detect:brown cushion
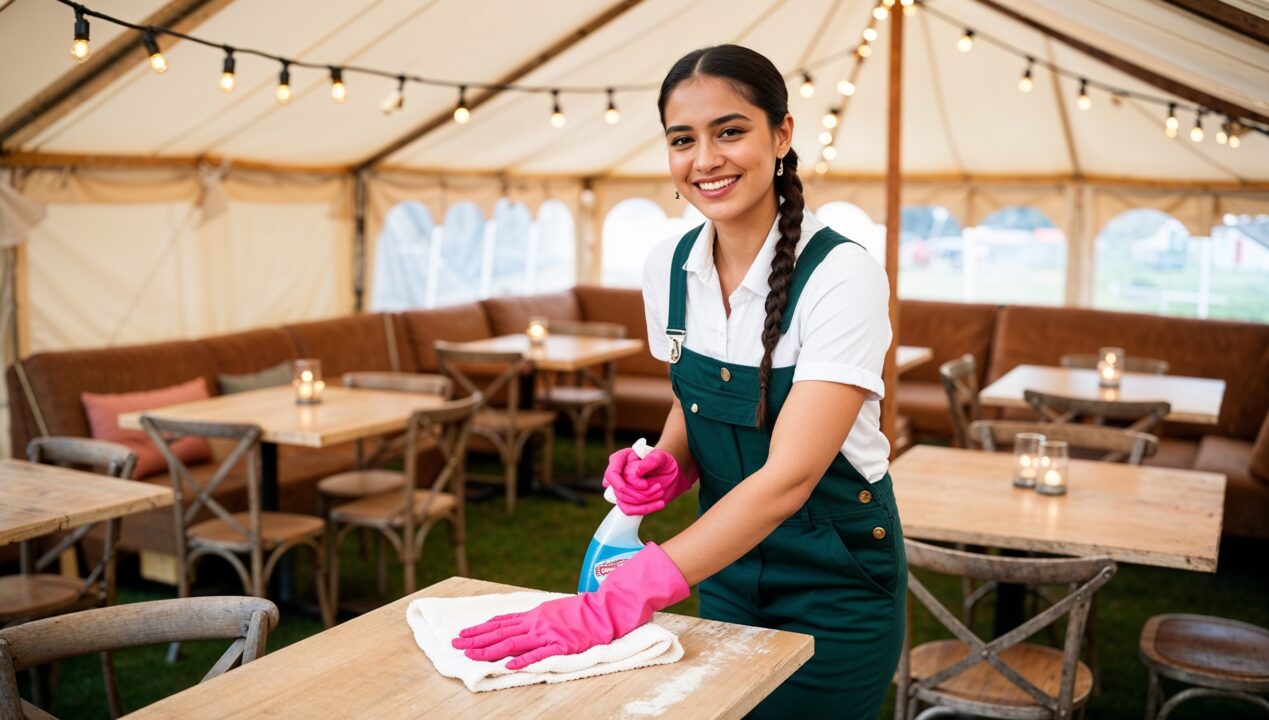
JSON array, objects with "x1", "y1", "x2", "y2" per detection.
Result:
[
  {"x1": 481, "y1": 291, "x2": 582, "y2": 337},
  {"x1": 897, "y1": 381, "x2": 953, "y2": 436},
  {"x1": 218, "y1": 360, "x2": 292, "y2": 395},
  {"x1": 1143, "y1": 437, "x2": 1200, "y2": 470},
  {"x1": 399, "y1": 303, "x2": 493, "y2": 373},
  {"x1": 898, "y1": 300, "x2": 999, "y2": 385},
  {"x1": 988, "y1": 306, "x2": 1269, "y2": 439},
  {"x1": 196, "y1": 328, "x2": 296, "y2": 376},
  {"x1": 1251, "y1": 411, "x2": 1269, "y2": 485},
  {"x1": 1194, "y1": 435, "x2": 1269, "y2": 539},
  {"x1": 612, "y1": 374, "x2": 673, "y2": 434},
  {"x1": 572, "y1": 285, "x2": 663, "y2": 378},
  {"x1": 282, "y1": 314, "x2": 405, "y2": 378}
]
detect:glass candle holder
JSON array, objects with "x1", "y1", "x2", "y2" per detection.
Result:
[
  {"x1": 1012, "y1": 432, "x2": 1045, "y2": 488},
  {"x1": 526, "y1": 316, "x2": 549, "y2": 348},
  {"x1": 293, "y1": 358, "x2": 325, "y2": 405},
  {"x1": 1037, "y1": 440, "x2": 1069, "y2": 496},
  {"x1": 1097, "y1": 346, "x2": 1124, "y2": 389}
]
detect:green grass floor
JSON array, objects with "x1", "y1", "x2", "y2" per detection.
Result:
[{"x1": 39, "y1": 432, "x2": 1269, "y2": 719}]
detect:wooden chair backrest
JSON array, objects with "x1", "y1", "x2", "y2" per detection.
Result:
[
  {"x1": 433, "y1": 341, "x2": 525, "y2": 412},
  {"x1": 1059, "y1": 353, "x2": 1170, "y2": 375},
  {"x1": 397, "y1": 394, "x2": 482, "y2": 525},
  {"x1": 939, "y1": 354, "x2": 980, "y2": 448},
  {"x1": 139, "y1": 417, "x2": 263, "y2": 548},
  {"x1": 0, "y1": 596, "x2": 278, "y2": 718},
  {"x1": 901, "y1": 540, "x2": 1116, "y2": 717},
  {"x1": 968, "y1": 420, "x2": 1159, "y2": 464},
  {"x1": 343, "y1": 372, "x2": 453, "y2": 398},
  {"x1": 1023, "y1": 390, "x2": 1171, "y2": 433}
]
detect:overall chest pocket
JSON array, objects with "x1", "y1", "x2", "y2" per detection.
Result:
[
  {"x1": 671, "y1": 372, "x2": 760, "y2": 427},
  {"x1": 671, "y1": 372, "x2": 761, "y2": 487}
]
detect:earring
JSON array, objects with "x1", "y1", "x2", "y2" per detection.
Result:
[
  {"x1": 675, "y1": 190, "x2": 681, "y2": 199},
  {"x1": 776, "y1": 157, "x2": 784, "y2": 177}
]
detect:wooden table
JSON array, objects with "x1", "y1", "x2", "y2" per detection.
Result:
[
  {"x1": 444, "y1": 334, "x2": 644, "y2": 373},
  {"x1": 891, "y1": 446, "x2": 1224, "y2": 572},
  {"x1": 0, "y1": 459, "x2": 173, "y2": 546},
  {"x1": 897, "y1": 345, "x2": 933, "y2": 375},
  {"x1": 979, "y1": 364, "x2": 1226, "y2": 425},
  {"x1": 125, "y1": 576, "x2": 814, "y2": 720}
]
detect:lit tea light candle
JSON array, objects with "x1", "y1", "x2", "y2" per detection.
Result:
[
  {"x1": 526, "y1": 316, "x2": 549, "y2": 348},
  {"x1": 1097, "y1": 346, "x2": 1124, "y2": 389},
  {"x1": 293, "y1": 358, "x2": 325, "y2": 405},
  {"x1": 1036, "y1": 439, "x2": 1069, "y2": 496},
  {"x1": 1012, "y1": 432, "x2": 1044, "y2": 489}
]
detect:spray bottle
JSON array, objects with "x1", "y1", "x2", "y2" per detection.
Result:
[{"x1": 577, "y1": 438, "x2": 652, "y2": 593}]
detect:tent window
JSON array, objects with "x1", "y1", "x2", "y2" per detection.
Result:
[
  {"x1": 816, "y1": 201, "x2": 885, "y2": 266},
  {"x1": 434, "y1": 202, "x2": 486, "y2": 308},
  {"x1": 1095, "y1": 210, "x2": 1269, "y2": 322},
  {"x1": 531, "y1": 200, "x2": 576, "y2": 293},
  {"x1": 601, "y1": 199, "x2": 704, "y2": 288},
  {"x1": 488, "y1": 199, "x2": 532, "y2": 297},
  {"x1": 371, "y1": 202, "x2": 435, "y2": 311}
]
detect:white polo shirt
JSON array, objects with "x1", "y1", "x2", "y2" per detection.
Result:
[{"x1": 642, "y1": 209, "x2": 893, "y2": 482}]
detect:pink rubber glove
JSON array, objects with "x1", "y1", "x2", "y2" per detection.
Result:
[
  {"x1": 602, "y1": 448, "x2": 697, "y2": 515},
  {"x1": 452, "y1": 542, "x2": 689, "y2": 669}
]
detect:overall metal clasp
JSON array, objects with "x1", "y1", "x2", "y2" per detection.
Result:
[{"x1": 666, "y1": 330, "x2": 685, "y2": 365}]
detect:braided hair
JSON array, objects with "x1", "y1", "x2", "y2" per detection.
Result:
[{"x1": 658, "y1": 45, "x2": 804, "y2": 427}]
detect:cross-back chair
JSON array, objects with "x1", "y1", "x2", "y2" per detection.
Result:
[
  {"x1": 0, "y1": 596, "x2": 277, "y2": 720},
  {"x1": 939, "y1": 354, "x2": 982, "y2": 448},
  {"x1": 1024, "y1": 390, "x2": 1171, "y2": 435},
  {"x1": 140, "y1": 416, "x2": 333, "y2": 647},
  {"x1": 535, "y1": 320, "x2": 625, "y2": 481},
  {"x1": 969, "y1": 420, "x2": 1159, "y2": 465},
  {"x1": 329, "y1": 393, "x2": 480, "y2": 607},
  {"x1": 3, "y1": 438, "x2": 136, "y2": 717},
  {"x1": 1059, "y1": 353, "x2": 1170, "y2": 375},
  {"x1": 895, "y1": 540, "x2": 1116, "y2": 720},
  {"x1": 434, "y1": 341, "x2": 556, "y2": 513}
]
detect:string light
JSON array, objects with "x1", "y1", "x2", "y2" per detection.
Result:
[
  {"x1": 799, "y1": 71, "x2": 815, "y2": 99},
  {"x1": 857, "y1": 43, "x2": 872, "y2": 58},
  {"x1": 822, "y1": 145, "x2": 838, "y2": 161},
  {"x1": 329, "y1": 67, "x2": 347, "y2": 103},
  {"x1": 901, "y1": 0, "x2": 916, "y2": 7},
  {"x1": 1017, "y1": 58, "x2": 1033, "y2": 93},
  {"x1": 873, "y1": 5, "x2": 889, "y2": 21},
  {"x1": 903, "y1": 0, "x2": 917, "y2": 16},
  {"x1": 819, "y1": 130, "x2": 833, "y2": 145},
  {"x1": 823, "y1": 109, "x2": 839, "y2": 129},
  {"x1": 380, "y1": 75, "x2": 405, "y2": 114},
  {"x1": 815, "y1": 160, "x2": 829, "y2": 175},
  {"x1": 218, "y1": 48, "x2": 236, "y2": 93},
  {"x1": 883, "y1": 0, "x2": 896, "y2": 7},
  {"x1": 863, "y1": 27, "x2": 878, "y2": 43},
  {"x1": 604, "y1": 88, "x2": 620, "y2": 124},
  {"x1": 275, "y1": 61, "x2": 292, "y2": 105},
  {"x1": 453, "y1": 85, "x2": 471, "y2": 123},
  {"x1": 550, "y1": 89, "x2": 566, "y2": 128},
  {"x1": 71, "y1": 7, "x2": 91, "y2": 63},
  {"x1": 1076, "y1": 79, "x2": 1091, "y2": 110},
  {"x1": 1190, "y1": 111, "x2": 1204, "y2": 142},
  {"x1": 1165, "y1": 103, "x2": 1178, "y2": 138},
  {"x1": 142, "y1": 30, "x2": 167, "y2": 74},
  {"x1": 837, "y1": 79, "x2": 856, "y2": 97},
  {"x1": 1215, "y1": 121, "x2": 1228, "y2": 145},
  {"x1": 1229, "y1": 130, "x2": 1241, "y2": 149},
  {"x1": 957, "y1": 29, "x2": 974, "y2": 53}
]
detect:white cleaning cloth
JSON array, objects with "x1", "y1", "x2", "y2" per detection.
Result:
[{"x1": 407, "y1": 591, "x2": 684, "y2": 692}]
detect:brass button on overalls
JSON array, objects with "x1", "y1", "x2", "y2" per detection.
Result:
[
  {"x1": 872, "y1": 527, "x2": 886, "y2": 540},
  {"x1": 720, "y1": 367, "x2": 731, "y2": 382},
  {"x1": 858, "y1": 490, "x2": 872, "y2": 504}
]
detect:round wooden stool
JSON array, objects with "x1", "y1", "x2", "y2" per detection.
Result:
[{"x1": 1139, "y1": 613, "x2": 1269, "y2": 719}]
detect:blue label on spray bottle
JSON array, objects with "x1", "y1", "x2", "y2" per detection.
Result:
[{"x1": 577, "y1": 539, "x2": 642, "y2": 594}]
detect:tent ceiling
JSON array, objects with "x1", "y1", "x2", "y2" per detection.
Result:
[{"x1": 2, "y1": 0, "x2": 1266, "y2": 181}]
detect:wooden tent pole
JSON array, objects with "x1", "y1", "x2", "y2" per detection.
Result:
[
  {"x1": 353, "y1": 172, "x2": 367, "y2": 313},
  {"x1": 882, "y1": 5, "x2": 904, "y2": 457}
]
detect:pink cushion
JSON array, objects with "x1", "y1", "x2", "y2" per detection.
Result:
[{"x1": 81, "y1": 378, "x2": 213, "y2": 479}]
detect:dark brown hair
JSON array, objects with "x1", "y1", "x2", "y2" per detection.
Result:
[{"x1": 658, "y1": 45, "x2": 804, "y2": 426}]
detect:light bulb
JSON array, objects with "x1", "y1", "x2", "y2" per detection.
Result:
[
  {"x1": 605, "y1": 89, "x2": 619, "y2": 124},
  {"x1": 142, "y1": 32, "x2": 167, "y2": 74},
  {"x1": 857, "y1": 43, "x2": 872, "y2": 58},
  {"x1": 883, "y1": 0, "x2": 895, "y2": 6},
  {"x1": 873, "y1": 6, "x2": 889, "y2": 21},
  {"x1": 218, "y1": 51, "x2": 235, "y2": 93},
  {"x1": 1190, "y1": 117, "x2": 1204, "y2": 142},
  {"x1": 823, "y1": 112, "x2": 839, "y2": 129},
  {"x1": 71, "y1": 11, "x2": 91, "y2": 63},
  {"x1": 958, "y1": 30, "x2": 974, "y2": 53},
  {"x1": 1165, "y1": 103, "x2": 1178, "y2": 137},
  {"x1": 1228, "y1": 133, "x2": 1240, "y2": 149},
  {"x1": 550, "y1": 90, "x2": 565, "y2": 128},
  {"x1": 1076, "y1": 80, "x2": 1091, "y2": 110},
  {"x1": 1215, "y1": 127, "x2": 1228, "y2": 145},
  {"x1": 815, "y1": 160, "x2": 829, "y2": 175},
  {"x1": 799, "y1": 72, "x2": 814, "y2": 99},
  {"x1": 454, "y1": 86, "x2": 470, "y2": 123},
  {"x1": 863, "y1": 27, "x2": 878, "y2": 42},
  {"x1": 901, "y1": 0, "x2": 915, "y2": 5},
  {"x1": 1018, "y1": 69, "x2": 1033, "y2": 93},
  {"x1": 903, "y1": 3, "x2": 916, "y2": 15},
  {"x1": 823, "y1": 145, "x2": 838, "y2": 161},
  {"x1": 380, "y1": 90, "x2": 402, "y2": 114},
  {"x1": 837, "y1": 79, "x2": 856, "y2": 96},
  {"x1": 330, "y1": 68, "x2": 346, "y2": 103},
  {"x1": 819, "y1": 131, "x2": 833, "y2": 145},
  {"x1": 276, "y1": 64, "x2": 292, "y2": 105}
]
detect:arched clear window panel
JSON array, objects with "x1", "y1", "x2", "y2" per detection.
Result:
[
  {"x1": 897, "y1": 205, "x2": 965, "y2": 301},
  {"x1": 815, "y1": 201, "x2": 885, "y2": 266},
  {"x1": 1209, "y1": 214, "x2": 1269, "y2": 322},
  {"x1": 435, "y1": 202, "x2": 485, "y2": 307},
  {"x1": 531, "y1": 200, "x2": 577, "y2": 293},
  {"x1": 970, "y1": 207, "x2": 1066, "y2": 306},
  {"x1": 602, "y1": 198, "x2": 671, "y2": 288},
  {"x1": 488, "y1": 199, "x2": 532, "y2": 297},
  {"x1": 371, "y1": 202, "x2": 434, "y2": 311}
]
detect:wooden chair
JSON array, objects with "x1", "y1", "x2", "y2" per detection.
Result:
[
  {"x1": 0, "y1": 596, "x2": 277, "y2": 719},
  {"x1": 535, "y1": 320, "x2": 625, "y2": 481},
  {"x1": 434, "y1": 341, "x2": 556, "y2": 513},
  {"x1": 1140, "y1": 614, "x2": 1269, "y2": 719},
  {"x1": 1024, "y1": 389, "x2": 1171, "y2": 434},
  {"x1": 1060, "y1": 353, "x2": 1170, "y2": 375},
  {"x1": 969, "y1": 420, "x2": 1159, "y2": 465},
  {"x1": 329, "y1": 394, "x2": 480, "y2": 607},
  {"x1": 939, "y1": 354, "x2": 981, "y2": 448},
  {"x1": 140, "y1": 416, "x2": 333, "y2": 644},
  {"x1": 895, "y1": 540, "x2": 1116, "y2": 720},
  {"x1": 316, "y1": 373, "x2": 452, "y2": 594},
  {"x1": 2, "y1": 438, "x2": 136, "y2": 717}
]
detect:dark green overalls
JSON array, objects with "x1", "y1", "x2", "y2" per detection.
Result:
[{"x1": 666, "y1": 224, "x2": 906, "y2": 720}]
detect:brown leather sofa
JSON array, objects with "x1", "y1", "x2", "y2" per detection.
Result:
[{"x1": 898, "y1": 300, "x2": 1269, "y2": 539}]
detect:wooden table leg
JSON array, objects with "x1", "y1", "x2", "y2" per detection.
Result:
[{"x1": 260, "y1": 442, "x2": 294, "y2": 601}]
